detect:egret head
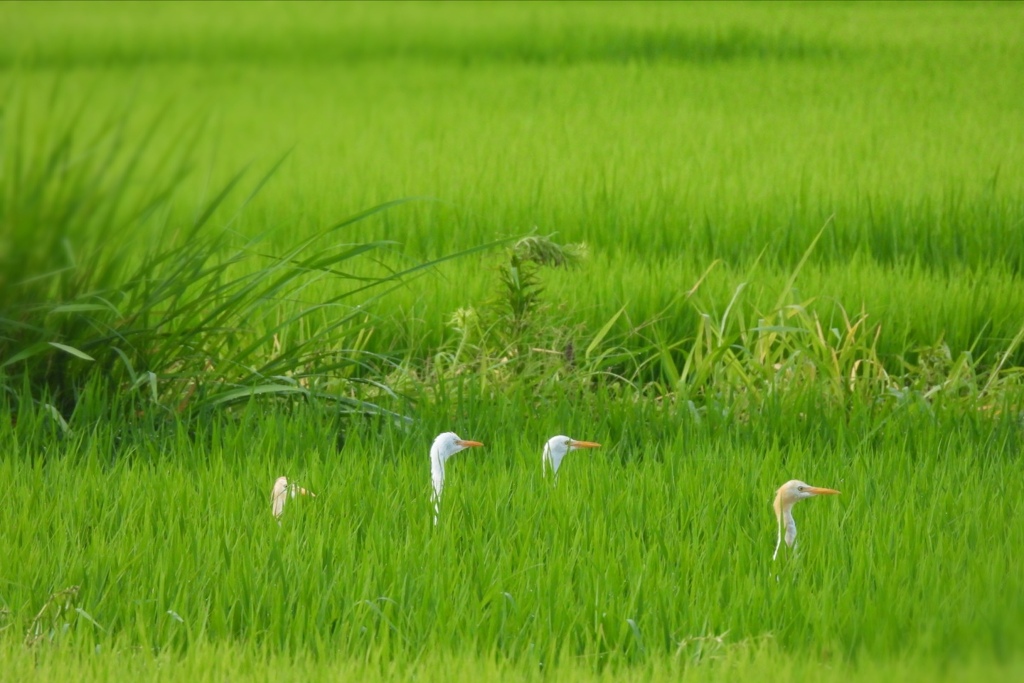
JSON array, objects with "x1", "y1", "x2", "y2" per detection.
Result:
[
  {"x1": 542, "y1": 435, "x2": 601, "y2": 479},
  {"x1": 431, "y1": 431, "x2": 484, "y2": 466},
  {"x1": 430, "y1": 432, "x2": 484, "y2": 518},
  {"x1": 271, "y1": 476, "x2": 315, "y2": 519},
  {"x1": 774, "y1": 479, "x2": 840, "y2": 513},
  {"x1": 544, "y1": 435, "x2": 601, "y2": 460}
]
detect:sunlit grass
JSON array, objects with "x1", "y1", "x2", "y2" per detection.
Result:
[
  {"x1": 1, "y1": 402, "x2": 1022, "y2": 674},
  {"x1": 2, "y1": 2, "x2": 1023, "y2": 679},
  {"x1": 3, "y1": 2, "x2": 1023, "y2": 381},
  {"x1": 4, "y1": 638, "x2": 1022, "y2": 683}
]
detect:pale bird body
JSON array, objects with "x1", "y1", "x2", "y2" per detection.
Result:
[
  {"x1": 430, "y1": 432, "x2": 484, "y2": 524},
  {"x1": 772, "y1": 479, "x2": 840, "y2": 560},
  {"x1": 542, "y1": 435, "x2": 601, "y2": 481},
  {"x1": 271, "y1": 476, "x2": 316, "y2": 519}
]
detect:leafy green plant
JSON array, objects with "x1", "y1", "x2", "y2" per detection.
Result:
[
  {"x1": 412, "y1": 234, "x2": 588, "y2": 396},
  {"x1": 496, "y1": 235, "x2": 585, "y2": 353},
  {"x1": 0, "y1": 103, "x2": 505, "y2": 424}
]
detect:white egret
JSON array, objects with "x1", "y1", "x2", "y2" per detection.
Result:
[
  {"x1": 271, "y1": 476, "x2": 316, "y2": 520},
  {"x1": 772, "y1": 479, "x2": 840, "y2": 560},
  {"x1": 542, "y1": 435, "x2": 601, "y2": 482},
  {"x1": 430, "y1": 432, "x2": 484, "y2": 524}
]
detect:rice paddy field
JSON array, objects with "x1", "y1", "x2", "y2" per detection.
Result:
[{"x1": 2, "y1": 2, "x2": 1024, "y2": 681}]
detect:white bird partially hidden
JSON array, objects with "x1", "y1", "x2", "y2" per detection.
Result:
[
  {"x1": 542, "y1": 435, "x2": 601, "y2": 482},
  {"x1": 272, "y1": 476, "x2": 316, "y2": 520},
  {"x1": 430, "y1": 432, "x2": 484, "y2": 524},
  {"x1": 772, "y1": 479, "x2": 840, "y2": 560}
]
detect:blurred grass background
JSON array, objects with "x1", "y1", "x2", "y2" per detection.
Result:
[{"x1": 2, "y1": 1, "x2": 1023, "y2": 365}]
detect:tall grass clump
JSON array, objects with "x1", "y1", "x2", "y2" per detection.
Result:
[
  {"x1": 0, "y1": 99, "x2": 505, "y2": 425},
  {"x1": 635, "y1": 284, "x2": 1024, "y2": 422},
  {"x1": 391, "y1": 228, "x2": 1024, "y2": 424}
]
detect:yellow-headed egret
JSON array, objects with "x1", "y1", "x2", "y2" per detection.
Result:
[
  {"x1": 772, "y1": 479, "x2": 840, "y2": 560},
  {"x1": 271, "y1": 476, "x2": 316, "y2": 520}
]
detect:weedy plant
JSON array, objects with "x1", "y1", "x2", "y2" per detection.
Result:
[
  {"x1": 23, "y1": 585, "x2": 103, "y2": 649},
  {"x1": 495, "y1": 234, "x2": 585, "y2": 356},
  {"x1": 638, "y1": 286, "x2": 1024, "y2": 423},
  {"x1": 400, "y1": 235, "x2": 591, "y2": 399}
]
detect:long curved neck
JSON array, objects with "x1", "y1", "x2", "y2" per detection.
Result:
[
  {"x1": 543, "y1": 445, "x2": 563, "y2": 481},
  {"x1": 431, "y1": 449, "x2": 446, "y2": 525},
  {"x1": 431, "y1": 451, "x2": 446, "y2": 499},
  {"x1": 773, "y1": 498, "x2": 798, "y2": 561},
  {"x1": 773, "y1": 504, "x2": 797, "y2": 561},
  {"x1": 547, "y1": 446, "x2": 567, "y2": 479}
]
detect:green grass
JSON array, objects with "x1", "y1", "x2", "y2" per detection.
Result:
[
  {"x1": 1, "y1": 402, "x2": 1023, "y2": 680},
  {"x1": 4, "y1": 643, "x2": 1021, "y2": 683},
  {"x1": 2, "y1": 2, "x2": 1024, "y2": 680},
  {"x1": 2, "y1": 3, "x2": 1023, "y2": 364}
]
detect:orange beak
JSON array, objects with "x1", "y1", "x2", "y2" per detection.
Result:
[
  {"x1": 806, "y1": 486, "x2": 840, "y2": 495},
  {"x1": 457, "y1": 440, "x2": 484, "y2": 448},
  {"x1": 570, "y1": 440, "x2": 601, "y2": 449}
]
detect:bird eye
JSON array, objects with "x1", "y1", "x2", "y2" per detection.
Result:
[{"x1": 797, "y1": 486, "x2": 805, "y2": 491}]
